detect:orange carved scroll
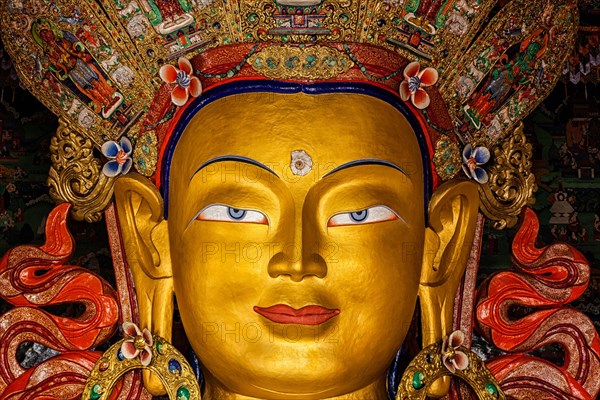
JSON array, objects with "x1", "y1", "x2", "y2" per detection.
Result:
[
  {"x1": 0, "y1": 203, "x2": 144, "y2": 399},
  {"x1": 476, "y1": 207, "x2": 600, "y2": 399}
]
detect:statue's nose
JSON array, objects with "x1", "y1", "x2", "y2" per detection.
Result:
[{"x1": 267, "y1": 248, "x2": 327, "y2": 282}]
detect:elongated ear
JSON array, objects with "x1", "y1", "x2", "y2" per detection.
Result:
[
  {"x1": 114, "y1": 173, "x2": 173, "y2": 396},
  {"x1": 419, "y1": 180, "x2": 479, "y2": 398}
]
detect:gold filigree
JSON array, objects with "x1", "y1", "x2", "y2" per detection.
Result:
[
  {"x1": 132, "y1": 130, "x2": 159, "y2": 177},
  {"x1": 433, "y1": 137, "x2": 462, "y2": 181},
  {"x1": 83, "y1": 334, "x2": 201, "y2": 400},
  {"x1": 397, "y1": 342, "x2": 505, "y2": 400},
  {"x1": 48, "y1": 118, "x2": 115, "y2": 223},
  {"x1": 247, "y1": 45, "x2": 353, "y2": 80},
  {"x1": 478, "y1": 123, "x2": 537, "y2": 230}
]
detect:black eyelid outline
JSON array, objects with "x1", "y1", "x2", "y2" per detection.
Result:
[
  {"x1": 327, "y1": 205, "x2": 404, "y2": 226},
  {"x1": 185, "y1": 204, "x2": 269, "y2": 230}
]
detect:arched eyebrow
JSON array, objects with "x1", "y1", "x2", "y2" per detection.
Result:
[
  {"x1": 189, "y1": 155, "x2": 279, "y2": 183},
  {"x1": 322, "y1": 158, "x2": 408, "y2": 179}
]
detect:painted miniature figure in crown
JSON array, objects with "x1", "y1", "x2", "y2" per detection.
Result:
[
  {"x1": 0, "y1": 1, "x2": 599, "y2": 400},
  {"x1": 33, "y1": 21, "x2": 124, "y2": 117}
]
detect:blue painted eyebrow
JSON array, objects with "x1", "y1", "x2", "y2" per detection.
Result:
[
  {"x1": 190, "y1": 155, "x2": 279, "y2": 182},
  {"x1": 323, "y1": 158, "x2": 408, "y2": 178}
]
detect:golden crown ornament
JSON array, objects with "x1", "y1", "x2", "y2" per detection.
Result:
[{"x1": 0, "y1": 0, "x2": 578, "y2": 228}]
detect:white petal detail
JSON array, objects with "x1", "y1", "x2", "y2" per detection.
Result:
[
  {"x1": 449, "y1": 330, "x2": 465, "y2": 348},
  {"x1": 121, "y1": 340, "x2": 139, "y2": 359},
  {"x1": 453, "y1": 351, "x2": 469, "y2": 371},
  {"x1": 140, "y1": 348, "x2": 153, "y2": 366},
  {"x1": 142, "y1": 328, "x2": 153, "y2": 346},
  {"x1": 123, "y1": 321, "x2": 142, "y2": 338},
  {"x1": 442, "y1": 353, "x2": 455, "y2": 374}
]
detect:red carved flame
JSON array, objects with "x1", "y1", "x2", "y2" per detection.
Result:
[
  {"x1": 476, "y1": 207, "x2": 600, "y2": 399},
  {"x1": 0, "y1": 204, "x2": 130, "y2": 399}
]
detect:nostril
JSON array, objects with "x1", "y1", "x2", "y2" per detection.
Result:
[
  {"x1": 266, "y1": 252, "x2": 328, "y2": 280},
  {"x1": 306, "y1": 253, "x2": 327, "y2": 278}
]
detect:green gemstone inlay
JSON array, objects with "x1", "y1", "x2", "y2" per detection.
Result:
[
  {"x1": 90, "y1": 384, "x2": 102, "y2": 400},
  {"x1": 412, "y1": 371, "x2": 425, "y2": 390},
  {"x1": 485, "y1": 382, "x2": 499, "y2": 397},
  {"x1": 177, "y1": 385, "x2": 191, "y2": 400}
]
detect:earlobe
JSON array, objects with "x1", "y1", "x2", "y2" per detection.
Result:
[
  {"x1": 114, "y1": 173, "x2": 174, "y2": 396},
  {"x1": 418, "y1": 179, "x2": 479, "y2": 398}
]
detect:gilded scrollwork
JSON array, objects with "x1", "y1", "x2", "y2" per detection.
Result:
[
  {"x1": 47, "y1": 118, "x2": 115, "y2": 223},
  {"x1": 83, "y1": 330, "x2": 201, "y2": 400},
  {"x1": 247, "y1": 45, "x2": 353, "y2": 80},
  {"x1": 478, "y1": 123, "x2": 537, "y2": 230},
  {"x1": 433, "y1": 137, "x2": 462, "y2": 181},
  {"x1": 397, "y1": 341, "x2": 504, "y2": 400}
]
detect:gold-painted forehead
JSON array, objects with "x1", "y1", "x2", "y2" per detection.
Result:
[{"x1": 171, "y1": 91, "x2": 425, "y2": 182}]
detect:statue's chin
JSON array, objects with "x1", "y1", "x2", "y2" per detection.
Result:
[
  {"x1": 205, "y1": 369, "x2": 379, "y2": 400},
  {"x1": 199, "y1": 350, "x2": 387, "y2": 399}
]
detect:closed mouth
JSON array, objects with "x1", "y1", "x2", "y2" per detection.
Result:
[{"x1": 253, "y1": 304, "x2": 340, "y2": 325}]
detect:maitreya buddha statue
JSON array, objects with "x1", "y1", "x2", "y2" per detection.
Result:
[{"x1": 0, "y1": 0, "x2": 599, "y2": 399}]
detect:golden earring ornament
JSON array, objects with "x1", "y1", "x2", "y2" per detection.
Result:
[
  {"x1": 83, "y1": 322, "x2": 201, "y2": 400},
  {"x1": 397, "y1": 331, "x2": 505, "y2": 400}
]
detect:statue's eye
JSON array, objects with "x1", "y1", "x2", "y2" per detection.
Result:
[
  {"x1": 196, "y1": 205, "x2": 268, "y2": 225},
  {"x1": 327, "y1": 206, "x2": 398, "y2": 227}
]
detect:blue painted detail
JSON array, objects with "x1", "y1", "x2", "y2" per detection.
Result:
[
  {"x1": 161, "y1": 81, "x2": 433, "y2": 220},
  {"x1": 387, "y1": 346, "x2": 404, "y2": 400},
  {"x1": 168, "y1": 358, "x2": 182, "y2": 375},
  {"x1": 186, "y1": 348, "x2": 205, "y2": 392}
]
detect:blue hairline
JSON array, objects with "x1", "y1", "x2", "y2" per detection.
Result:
[{"x1": 160, "y1": 80, "x2": 432, "y2": 219}]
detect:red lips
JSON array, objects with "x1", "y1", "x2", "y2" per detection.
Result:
[{"x1": 254, "y1": 304, "x2": 340, "y2": 325}]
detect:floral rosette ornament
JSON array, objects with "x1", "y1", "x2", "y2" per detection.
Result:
[
  {"x1": 462, "y1": 144, "x2": 491, "y2": 184},
  {"x1": 290, "y1": 150, "x2": 313, "y2": 176},
  {"x1": 160, "y1": 57, "x2": 203, "y2": 106},
  {"x1": 399, "y1": 62, "x2": 439, "y2": 110},
  {"x1": 121, "y1": 322, "x2": 153, "y2": 366},
  {"x1": 101, "y1": 136, "x2": 133, "y2": 177},
  {"x1": 441, "y1": 330, "x2": 469, "y2": 374}
]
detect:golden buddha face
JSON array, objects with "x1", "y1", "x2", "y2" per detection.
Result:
[
  {"x1": 115, "y1": 89, "x2": 479, "y2": 399},
  {"x1": 167, "y1": 92, "x2": 424, "y2": 398}
]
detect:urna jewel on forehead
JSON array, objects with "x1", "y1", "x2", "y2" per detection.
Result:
[{"x1": 0, "y1": 0, "x2": 577, "y2": 224}]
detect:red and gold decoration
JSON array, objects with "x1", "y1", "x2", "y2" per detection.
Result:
[
  {"x1": 0, "y1": 0, "x2": 594, "y2": 399},
  {"x1": 0, "y1": 203, "x2": 149, "y2": 399},
  {"x1": 476, "y1": 208, "x2": 600, "y2": 399}
]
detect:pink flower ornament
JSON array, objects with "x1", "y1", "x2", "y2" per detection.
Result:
[
  {"x1": 159, "y1": 57, "x2": 202, "y2": 106},
  {"x1": 441, "y1": 330, "x2": 469, "y2": 374},
  {"x1": 399, "y1": 61, "x2": 439, "y2": 110},
  {"x1": 121, "y1": 322, "x2": 153, "y2": 366}
]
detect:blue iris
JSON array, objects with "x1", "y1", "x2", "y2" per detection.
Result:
[
  {"x1": 350, "y1": 209, "x2": 368, "y2": 222},
  {"x1": 228, "y1": 208, "x2": 247, "y2": 220}
]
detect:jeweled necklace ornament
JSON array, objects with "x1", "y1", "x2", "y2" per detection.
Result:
[
  {"x1": 398, "y1": 330, "x2": 504, "y2": 400},
  {"x1": 83, "y1": 322, "x2": 200, "y2": 400}
]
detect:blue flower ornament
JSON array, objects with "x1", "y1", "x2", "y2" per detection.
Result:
[
  {"x1": 462, "y1": 144, "x2": 490, "y2": 184},
  {"x1": 101, "y1": 136, "x2": 133, "y2": 177}
]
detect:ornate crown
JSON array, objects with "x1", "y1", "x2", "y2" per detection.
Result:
[{"x1": 0, "y1": 0, "x2": 578, "y2": 226}]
